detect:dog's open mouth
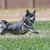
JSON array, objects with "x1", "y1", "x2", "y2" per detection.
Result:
[{"x1": 30, "y1": 20, "x2": 34, "y2": 23}]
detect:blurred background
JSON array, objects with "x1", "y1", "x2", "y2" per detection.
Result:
[
  {"x1": 0, "y1": 0, "x2": 50, "y2": 8},
  {"x1": 0, "y1": 0, "x2": 50, "y2": 21}
]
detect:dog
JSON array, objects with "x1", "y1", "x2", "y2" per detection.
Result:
[{"x1": 0, "y1": 9, "x2": 38, "y2": 35}]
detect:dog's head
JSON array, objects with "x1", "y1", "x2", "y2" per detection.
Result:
[{"x1": 23, "y1": 9, "x2": 36, "y2": 25}]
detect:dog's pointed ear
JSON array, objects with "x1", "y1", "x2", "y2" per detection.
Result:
[
  {"x1": 26, "y1": 9, "x2": 30, "y2": 15},
  {"x1": 33, "y1": 9, "x2": 36, "y2": 14}
]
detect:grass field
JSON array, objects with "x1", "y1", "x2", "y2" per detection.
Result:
[{"x1": 0, "y1": 21, "x2": 50, "y2": 50}]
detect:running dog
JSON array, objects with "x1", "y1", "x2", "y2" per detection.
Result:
[{"x1": 0, "y1": 9, "x2": 38, "y2": 35}]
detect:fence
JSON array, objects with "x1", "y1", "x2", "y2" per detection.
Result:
[
  {"x1": 0, "y1": 0, "x2": 33, "y2": 9},
  {"x1": 0, "y1": 0, "x2": 50, "y2": 9},
  {"x1": 35, "y1": 0, "x2": 50, "y2": 8}
]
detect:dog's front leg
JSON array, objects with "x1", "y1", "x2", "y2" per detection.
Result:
[{"x1": 28, "y1": 28, "x2": 38, "y2": 34}]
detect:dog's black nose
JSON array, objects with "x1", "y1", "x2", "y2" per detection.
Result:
[{"x1": 33, "y1": 18, "x2": 35, "y2": 20}]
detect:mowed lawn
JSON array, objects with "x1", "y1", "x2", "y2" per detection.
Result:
[{"x1": 0, "y1": 21, "x2": 50, "y2": 50}]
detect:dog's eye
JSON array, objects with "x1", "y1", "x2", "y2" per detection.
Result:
[{"x1": 30, "y1": 14, "x2": 33, "y2": 17}]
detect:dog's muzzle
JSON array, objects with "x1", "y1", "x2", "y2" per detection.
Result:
[{"x1": 30, "y1": 17, "x2": 35, "y2": 23}]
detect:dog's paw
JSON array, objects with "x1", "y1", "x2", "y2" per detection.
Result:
[{"x1": 35, "y1": 32, "x2": 39, "y2": 34}]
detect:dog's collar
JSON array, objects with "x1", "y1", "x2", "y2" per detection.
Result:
[{"x1": 24, "y1": 23, "x2": 32, "y2": 27}]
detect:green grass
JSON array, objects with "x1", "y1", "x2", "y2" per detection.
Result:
[
  {"x1": 0, "y1": 37, "x2": 50, "y2": 50},
  {"x1": 33, "y1": 21, "x2": 50, "y2": 30},
  {"x1": 0, "y1": 21, "x2": 50, "y2": 50}
]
